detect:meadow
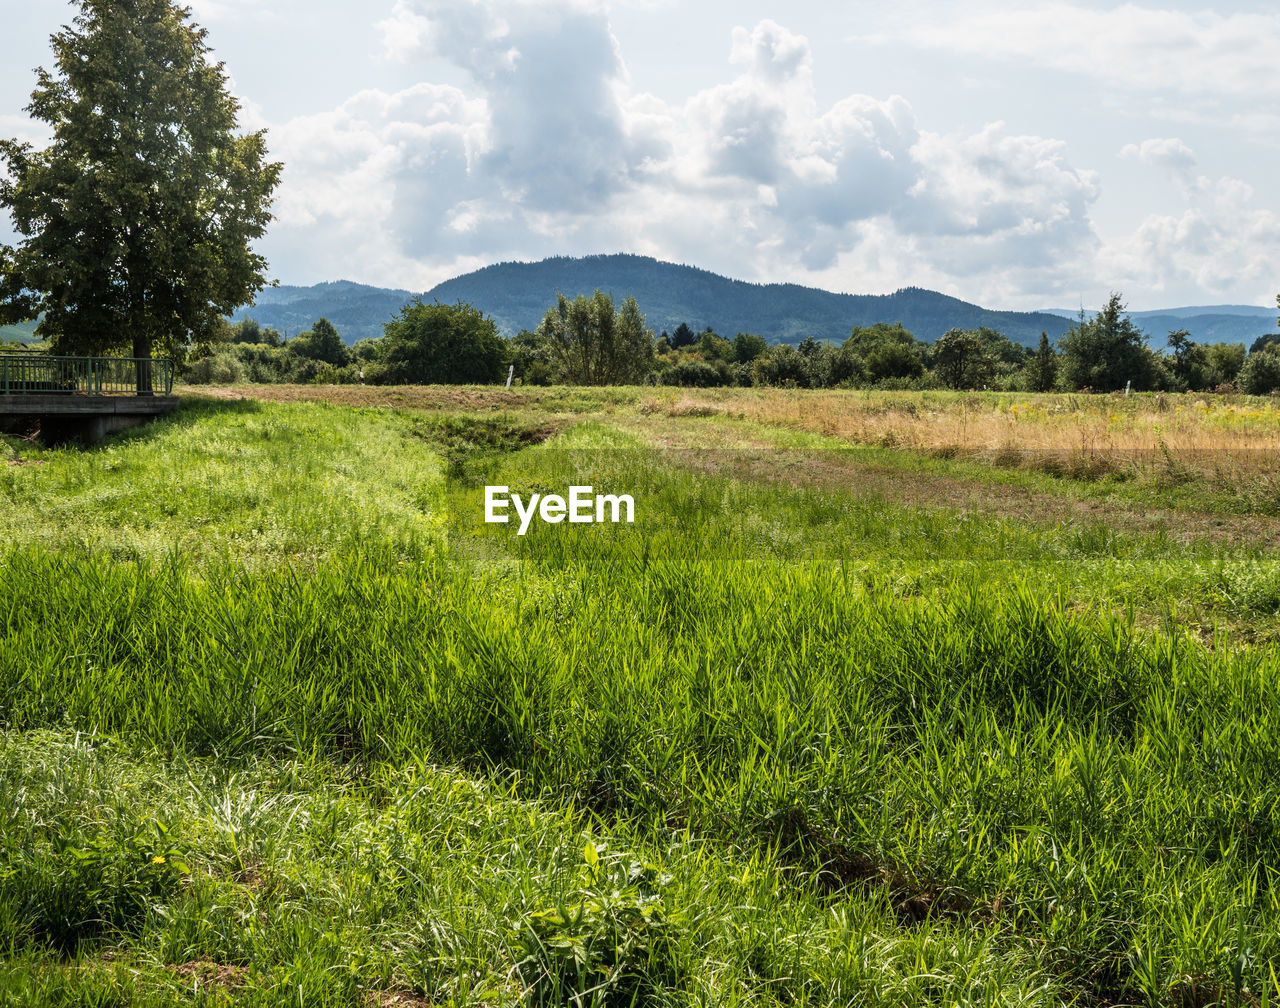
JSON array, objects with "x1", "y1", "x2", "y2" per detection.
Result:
[{"x1": 2, "y1": 385, "x2": 1280, "y2": 1007}]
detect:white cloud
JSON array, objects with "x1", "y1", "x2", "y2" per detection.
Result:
[
  {"x1": 1102, "y1": 159, "x2": 1280, "y2": 301},
  {"x1": 257, "y1": 8, "x2": 1124, "y2": 302},
  {"x1": 1119, "y1": 136, "x2": 1196, "y2": 179},
  {"x1": 878, "y1": 3, "x2": 1280, "y2": 110}
]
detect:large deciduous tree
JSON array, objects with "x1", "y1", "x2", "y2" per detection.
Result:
[
  {"x1": 376, "y1": 299, "x2": 508, "y2": 385},
  {"x1": 1057, "y1": 293, "x2": 1153, "y2": 392},
  {"x1": 0, "y1": 0, "x2": 281, "y2": 385},
  {"x1": 537, "y1": 290, "x2": 654, "y2": 385}
]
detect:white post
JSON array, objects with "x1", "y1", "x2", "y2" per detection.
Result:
[
  {"x1": 505, "y1": 364, "x2": 514, "y2": 390},
  {"x1": 1125, "y1": 380, "x2": 1131, "y2": 396}
]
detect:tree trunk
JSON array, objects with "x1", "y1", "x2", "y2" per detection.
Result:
[{"x1": 133, "y1": 331, "x2": 154, "y2": 396}]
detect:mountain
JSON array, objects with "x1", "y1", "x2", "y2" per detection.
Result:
[
  {"x1": 229, "y1": 279, "x2": 414, "y2": 344},
  {"x1": 0, "y1": 319, "x2": 39, "y2": 344},
  {"x1": 1039, "y1": 304, "x2": 1277, "y2": 350},
  {"x1": 422, "y1": 254, "x2": 1071, "y2": 347},
  {"x1": 10, "y1": 260, "x2": 1276, "y2": 351}
]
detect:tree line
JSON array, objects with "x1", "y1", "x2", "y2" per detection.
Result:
[{"x1": 186, "y1": 289, "x2": 1280, "y2": 395}]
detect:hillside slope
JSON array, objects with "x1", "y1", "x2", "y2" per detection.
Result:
[{"x1": 425, "y1": 254, "x2": 1071, "y2": 346}]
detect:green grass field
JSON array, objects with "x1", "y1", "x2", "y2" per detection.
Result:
[{"x1": 3, "y1": 387, "x2": 1280, "y2": 1007}]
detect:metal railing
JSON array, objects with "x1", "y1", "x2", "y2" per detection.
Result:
[{"x1": 0, "y1": 355, "x2": 174, "y2": 396}]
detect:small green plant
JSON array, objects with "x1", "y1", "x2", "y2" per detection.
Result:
[
  {"x1": 1218, "y1": 556, "x2": 1280, "y2": 614},
  {"x1": 507, "y1": 839, "x2": 682, "y2": 1007},
  {"x1": 3, "y1": 820, "x2": 189, "y2": 952}
]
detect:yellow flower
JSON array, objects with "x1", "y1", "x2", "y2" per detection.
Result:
[{"x1": 152, "y1": 855, "x2": 166, "y2": 865}]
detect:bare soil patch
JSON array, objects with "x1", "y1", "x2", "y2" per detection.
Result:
[{"x1": 170, "y1": 960, "x2": 248, "y2": 987}]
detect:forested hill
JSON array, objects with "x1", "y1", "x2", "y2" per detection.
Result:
[
  {"x1": 425, "y1": 254, "x2": 1071, "y2": 347},
  {"x1": 229, "y1": 280, "x2": 415, "y2": 345},
  {"x1": 227, "y1": 256, "x2": 1072, "y2": 347}
]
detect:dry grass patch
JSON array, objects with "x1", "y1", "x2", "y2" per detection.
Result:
[{"x1": 733, "y1": 389, "x2": 1280, "y2": 460}]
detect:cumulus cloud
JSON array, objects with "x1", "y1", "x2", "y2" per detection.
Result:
[
  {"x1": 379, "y1": 0, "x2": 663, "y2": 213},
  {"x1": 1103, "y1": 144, "x2": 1280, "y2": 299},
  {"x1": 263, "y1": 6, "x2": 1109, "y2": 299},
  {"x1": 1119, "y1": 137, "x2": 1196, "y2": 181}
]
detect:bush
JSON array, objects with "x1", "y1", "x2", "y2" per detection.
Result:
[
  {"x1": 659, "y1": 359, "x2": 730, "y2": 388},
  {"x1": 379, "y1": 300, "x2": 508, "y2": 385},
  {"x1": 1237, "y1": 349, "x2": 1280, "y2": 395},
  {"x1": 184, "y1": 351, "x2": 243, "y2": 384},
  {"x1": 523, "y1": 361, "x2": 554, "y2": 386}
]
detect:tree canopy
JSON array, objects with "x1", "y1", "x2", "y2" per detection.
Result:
[
  {"x1": 537, "y1": 290, "x2": 654, "y2": 385},
  {"x1": 377, "y1": 299, "x2": 508, "y2": 385},
  {"x1": 0, "y1": 0, "x2": 281, "y2": 367},
  {"x1": 1057, "y1": 293, "x2": 1153, "y2": 392},
  {"x1": 290, "y1": 318, "x2": 349, "y2": 367}
]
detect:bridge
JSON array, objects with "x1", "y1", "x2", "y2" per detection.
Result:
[{"x1": 0, "y1": 354, "x2": 179, "y2": 444}]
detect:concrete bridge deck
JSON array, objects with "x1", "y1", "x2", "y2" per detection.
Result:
[{"x1": 0, "y1": 392, "x2": 180, "y2": 444}]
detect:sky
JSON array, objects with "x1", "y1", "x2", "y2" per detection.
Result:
[{"x1": 1, "y1": 0, "x2": 1278, "y2": 312}]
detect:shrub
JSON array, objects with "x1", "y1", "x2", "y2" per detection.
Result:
[
  {"x1": 659, "y1": 359, "x2": 729, "y2": 388},
  {"x1": 184, "y1": 351, "x2": 243, "y2": 384},
  {"x1": 1237, "y1": 349, "x2": 1280, "y2": 396}
]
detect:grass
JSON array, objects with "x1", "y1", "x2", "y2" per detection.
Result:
[
  {"x1": 0, "y1": 397, "x2": 445, "y2": 566},
  {"x1": 3, "y1": 388, "x2": 1280, "y2": 1005}
]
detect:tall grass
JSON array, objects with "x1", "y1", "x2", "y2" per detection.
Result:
[{"x1": 3, "y1": 537, "x2": 1279, "y2": 999}]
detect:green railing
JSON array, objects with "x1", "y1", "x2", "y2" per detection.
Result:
[{"x1": 0, "y1": 355, "x2": 174, "y2": 396}]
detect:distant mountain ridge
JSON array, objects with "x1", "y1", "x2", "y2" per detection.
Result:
[
  {"x1": 229, "y1": 279, "x2": 414, "y2": 344},
  {"x1": 217, "y1": 254, "x2": 1276, "y2": 350},
  {"x1": 423, "y1": 255, "x2": 1071, "y2": 347},
  {"x1": 1039, "y1": 305, "x2": 1276, "y2": 349},
  {"x1": 232, "y1": 255, "x2": 1074, "y2": 348}
]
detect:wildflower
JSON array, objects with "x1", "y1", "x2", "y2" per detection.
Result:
[{"x1": 152, "y1": 855, "x2": 166, "y2": 865}]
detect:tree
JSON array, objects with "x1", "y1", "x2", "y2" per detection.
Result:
[
  {"x1": 230, "y1": 317, "x2": 282, "y2": 347},
  {"x1": 290, "y1": 318, "x2": 350, "y2": 366},
  {"x1": 377, "y1": 300, "x2": 508, "y2": 385},
  {"x1": 509, "y1": 328, "x2": 554, "y2": 384},
  {"x1": 698, "y1": 328, "x2": 733, "y2": 362},
  {"x1": 732, "y1": 332, "x2": 767, "y2": 364},
  {"x1": 932, "y1": 328, "x2": 990, "y2": 389},
  {"x1": 751, "y1": 345, "x2": 811, "y2": 387},
  {"x1": 0, "y1": 0, "x2": 281, "y2": 388},
  {"x1": 670, "y1": 322, "x2": 697, "y2": 349},
  {"x1": 1203, "y1": 343, "x2": 1245, "y2": 389},
  {"x1": 1238, "y1": 348, "x2": 1280, "y2": 396},
  {"x1": 1023, "y1": 333, "x2": 1058, "y2": 392},
  {"x1": 844, "y1": 322, "x2": 925, "y2": 383},
  {"x1": 537, "y1": 290, "x2": 654, "y2": 385},
  {"x1": 1057, "y1": 293, "x2": 1153, "y2": 391},
  {"x1": 1165, "y1": 329, "x2": 1208, "y2": 391}
]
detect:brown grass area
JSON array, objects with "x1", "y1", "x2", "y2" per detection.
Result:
[
  {"x1": 688, "y1": 445, "x2": 1280, "y2": 546},
  {"x1": 649, "y1": 388, "x2": 1280, "y2": 450},
  {"x1": 634, "y1": 388, "x2": 1280, "y2": 485},
  {"x1": 624, "y1": 416, "x2": 1280, "y2": 546}
]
